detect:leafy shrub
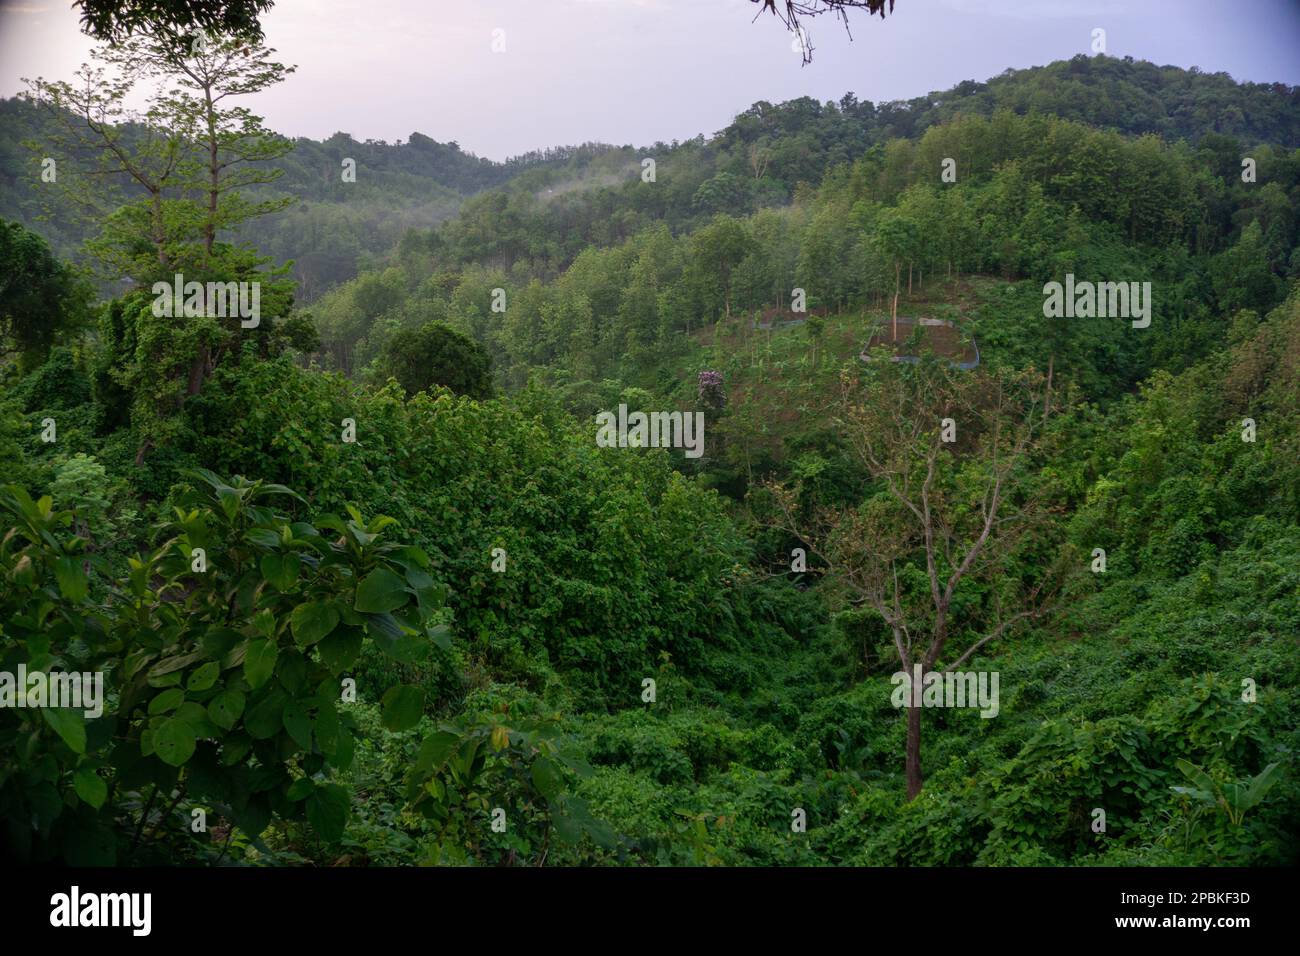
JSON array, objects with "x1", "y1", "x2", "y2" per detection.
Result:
[{"x1": 0, "y1": 470, "x2": 442, "y2": 863}]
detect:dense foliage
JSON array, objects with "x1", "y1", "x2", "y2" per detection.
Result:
[{"x1": 1, "y1": 50, "x2": 1296, "y2": 866}]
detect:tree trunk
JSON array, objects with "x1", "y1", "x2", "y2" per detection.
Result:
[
  {"x1": 1045, "y1": 353, "x2": 1054, "y2": 422},
  {"x1": 892, "y1": 261, "x2": 900, "y2": 340},
  {"x1": 152, "y1": 190, "x2": 167, "y2": 265},
  {"x1": 187, "y1": 345, "x2": 210, "y2": 397},
  {"x1": 204, "y1": 84, "x2": 218, "y2": 263},
  {"x1": 905, "y1": 703, "x2": 923, "y2": 800}
]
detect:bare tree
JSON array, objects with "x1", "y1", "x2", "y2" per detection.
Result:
[
  {"x1": 753, "y1": 0, "x2": 897, "y2": 64},
  {"x1": 764, "y1": 358, "x2": 1075, "y2": 799}
]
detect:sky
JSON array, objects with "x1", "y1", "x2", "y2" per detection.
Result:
[{"x1": 1, "y1": 0, "x2": 1298, "y2": 161}]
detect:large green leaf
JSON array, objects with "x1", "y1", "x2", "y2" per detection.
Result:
[
  {"x1": 366, "y1": 614, "x2": 422, "y2": 662},
  {"x1": 42, "y1": 707, "x2": 86, "y2": 754},
  {"x1": 1175, "y1": 759, "x2": 1218, "y2": 795},
  {"x1": 1239, "y1": 762, "x2": 1283, "y2": 811},
  {"x1": 244, "y1": 690, "x2": 286, "y2": 740},
  {"x1": 154, "y1": 717, "x2": 197, "y2": 767},
  {"x1": 551, "y1": 794, "x2": 615, "y2": 848},
  {"x1": 412, "y1": 730, "x2": 460, "y2": 776},
  {"x1": 244, "y1": 527, "x2": 281, "y2": 549},
  {"x1": 315, "y1": 701, "x2": 341, "y2": 758},
  {"x1": 148, "y1": 688, "x2": 185, "y2": 715},
  {"x1": 427, "y1": 623, "x2": 452, "y2": 652},
  {"x1": 318, "y1": 627, "x2": 363, "y2": 673},
  {"x1": 290, "y1": 601, "x2": 339, "y2": 647},
  {"x1": 380, "y1": 684, "x2": 424, "y2": 732},
  {"x1": 175, "y1": 701, "x2": 217, "y2": 737},
  {"x1": 354, "y1": 568, "x2": 409, "y2": 614},
  {"x1": 186, "y1": 661, "x2": 220, "y2": 693},
  {"x1": 260, "y1": 553, "x2": 301, "y2": 591},
  {"x1": 244, "y1": 639, "x2": 278, "y2": 689},
  {"x1": 531, "y1": 756, "x2": 564, "y2": 800},
  {"x1": 305, "y1": 783, "x2": 350, "y2": 842},
  {"x1": 53, "y1": 556, "x2": 88, "y2": 602},
  {"x1": 207, "y1": 690, "x2": 245, "y2": 731},
  {"x1": 73, "y1": 767, "x2": 108, "y2": 809},
  {"x1": 282, "y1": 701, "x2": 313, "y2": 751},
  {"x1": 149, "y1": 650, "x2": 206, "y2": 679},
  {"x1": 233, "y1": 795, "x2": 271, "y2": 839},
  {"x1": 201, "y1": 627, "x2": 244, "y2": 661},
  {"x1": 552, "y1": 804, "x2": 583, "y2": 845}
]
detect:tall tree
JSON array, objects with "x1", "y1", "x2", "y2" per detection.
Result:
[
  {"x1": 689, "y1": 215, "x2": 754, "y2": 324},
  {"x1": 765, "y1": 360, "x2": 1074, "y2": 799},
  {"x1": 134, "y1": 28, "x2": 295, "y2": 266},
  {"x1": 25, "y1": 53, "x2": 189, "y2": 275},
  {"x1": 26, "y1": 28, "x2": 298, "y2": 462},
  {"x1": 24, "y1": 28, "x2": 294, "y2": 282}
]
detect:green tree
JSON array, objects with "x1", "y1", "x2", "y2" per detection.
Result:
[
  {"x1": 689, "y1": 215, "x2": 753, "y2": 324},
  {"x1": 764, "y1": 361, "x2": 1074, "y2": 800},
  {"x1": 383, "y1": 321, "x2": 493, "y2": 399},
  {"x1": 103, "y1": 26, "x2": 297, "y2": 272},
  {"x1": 1210, "y1": 220, "x2": 1283, "y2": 314},
  {"x1": 0, "y1": 219, "x2": 92, "y2": 370}
]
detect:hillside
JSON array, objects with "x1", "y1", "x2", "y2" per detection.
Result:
[
  {"x1": 0, "y1": 96, "x2": 612, "y2": 298},
  {"x1": 4, "y1": 54, "x2": 1297, "y2": 302},
  {"x1": 2, "y1": 30, "x2": 1298, "y2": 875}
]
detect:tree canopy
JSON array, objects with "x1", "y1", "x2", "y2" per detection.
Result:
[{"x1": 74, "y1": 0, "x2": 274, "y2": 43}]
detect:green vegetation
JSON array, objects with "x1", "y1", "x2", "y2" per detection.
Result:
[
  {"x1": 381, "y1": 322, "x2": 493, "y2": 400},
  {"x1": 1, "y1": 40, "x2": 1296, "y2": 867}
]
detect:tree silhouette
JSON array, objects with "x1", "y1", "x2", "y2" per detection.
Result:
[
  {"x1": 74, "y1": 0, "x2": 273, "y2": 43},
  {"x1": 753, "y1": 0, "x2": 897, "y2": 63}
]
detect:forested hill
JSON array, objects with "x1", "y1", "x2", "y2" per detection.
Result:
[
  {"x1": 893, "y1": 55, "x2": 1300, "y2": 145},
  {"x1": 3, "y1": 19, "x2": 1299, "y2": 870},
  {"x1": 0, "y1": 96, "x2": 613, "y2": 298},
  {"x1": 308, "y1": 52, "x2": 1300, "y2": 391},
  {"x1": 712, "y1": 54, "x2": 1300, "y2": 170},
  {"x1": 2, "y1": 54, "x2": 1296, "y2": 301}
]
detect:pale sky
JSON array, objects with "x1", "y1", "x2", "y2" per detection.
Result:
[{"x1": 1, "y1": 0, "x2": 1298, "y2": 161}]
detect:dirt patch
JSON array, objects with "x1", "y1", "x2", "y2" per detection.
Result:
[{"x1": 863, "y1": 317, "x2": 978, "y2": 366}]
